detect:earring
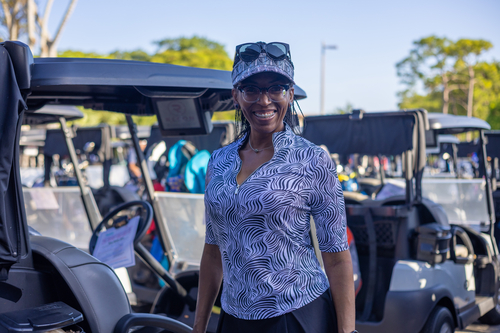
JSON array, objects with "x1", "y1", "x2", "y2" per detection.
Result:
[{"x1": 234, "y1": 104, "x2": 240, "y2": 110}]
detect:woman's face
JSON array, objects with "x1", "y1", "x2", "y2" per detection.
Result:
[{"x1": 232, "y1": 72, "x2": 294, "y2": 136}]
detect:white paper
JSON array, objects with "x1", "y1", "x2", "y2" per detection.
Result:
[
  {"x1": 29, "y1": 188, "x2": 60, "y2": 210},
  {"x1": 92, "y1": 216, "x2": 139, "y2": 269}
]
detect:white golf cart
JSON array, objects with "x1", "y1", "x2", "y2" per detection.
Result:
[{"x1": 303, "y1": 109, "x2": 500, "y2": 333}]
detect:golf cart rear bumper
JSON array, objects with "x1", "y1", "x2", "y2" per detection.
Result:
[{"x1": 355, "y1": 286, "x2": 454, "y2": 333}]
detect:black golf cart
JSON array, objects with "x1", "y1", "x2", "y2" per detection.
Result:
[
  {"x1": 303, "y1": 109, "x2": 500, "y2": 333},
  {"x1": 0, "y1": 40, "x2": 242, "y2": 333},
  {"x1": 0, "y1": 39, "x2": 310, "y2": 333}
]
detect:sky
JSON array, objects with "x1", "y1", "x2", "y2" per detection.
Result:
[{"x1": 26, "y1": 0, "x2": 500, "y2": 115}]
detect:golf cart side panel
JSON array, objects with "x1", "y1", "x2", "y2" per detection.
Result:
[
  {"x1": 389, "y1": 260, "x2": 475, "y2": 310},
  {"x1": 356, "y1": 285, "x2": 454, "y2": 333},
  {"x1": 0, "y1": 43, "x2": 30, "y2": 275}
]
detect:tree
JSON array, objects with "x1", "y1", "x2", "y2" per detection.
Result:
[
  {"x1": 1, "y1": 0, "x2": 26, "y2": 41},
  {"x1": 60, "y1": 36, "x2": 235, "y2": 126},
  {"x1": 0, "y1": 0, "x2": 78, "y2": 56},
  {"x1": 396, "y1": 36, "x2": 492, "y2": 117},
  {"x1": 398, "y1": 90, "x2": 443, "y2": 113},
  {"x1": 333, "y1": 102, "x2": 354, "y2": 114},
  {"x1": 151, "y1": 35, "x2": 233, "y2": 70},
  {"x1": 452, "y1": 39, "x2": 494, "y2": 118}
]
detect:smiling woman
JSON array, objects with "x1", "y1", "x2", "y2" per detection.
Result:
[{"x1": 193, "y1": 41, "x2": 357, "y2": 333}]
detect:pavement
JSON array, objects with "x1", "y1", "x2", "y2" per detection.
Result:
[{"x1": 458, "y1": 324, "x2": 500, "y2": 332}]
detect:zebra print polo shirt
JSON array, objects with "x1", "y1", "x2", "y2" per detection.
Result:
[{"x1": 204, "y1": 123, "x2": 348, "y2": 320}]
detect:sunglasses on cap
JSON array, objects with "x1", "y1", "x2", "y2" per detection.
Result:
[{"x1": 235, "y1": 42, "x2": 291, "y2": 63}]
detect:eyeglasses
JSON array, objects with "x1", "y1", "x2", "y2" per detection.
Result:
[
  {"x1": 235, "y1": 42, "x2": 291, "y2": 63},
  {"x1": 237, "y1": 84, "x2": 290, "y2": 103}
]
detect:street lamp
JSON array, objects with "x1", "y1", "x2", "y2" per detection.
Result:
[{"x1": 320, "y1": 42, "x2": 337, "y2": 115}]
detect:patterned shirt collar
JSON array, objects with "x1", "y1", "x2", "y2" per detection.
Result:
[{"x1": 236, "y1": 123, "x2": 294, "y2": 153}]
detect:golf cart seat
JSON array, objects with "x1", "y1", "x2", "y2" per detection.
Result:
[
  {"x1": 29, "y1": 235, "x2": 131, "y2": 333},
  {"x1": 343, "y1": 191, "x2": 376, "y2": 206},
  {"x1": 377, "y1": 195, "x2": 449, "y2": 227}
]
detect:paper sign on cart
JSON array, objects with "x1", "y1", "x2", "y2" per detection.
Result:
[{"x1": 92, "y1": 216, "x2": 139, "y2": 269}]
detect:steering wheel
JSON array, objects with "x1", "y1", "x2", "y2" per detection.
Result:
[{"x1": 89, "y1": 200, "x2": 153, "y2": 255}]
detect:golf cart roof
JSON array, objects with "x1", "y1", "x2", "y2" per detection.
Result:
[
  {"x1": 27, "y1": 58, "x2": 307, "y2": 116},
  {"x1": 303, "y1": 109, "x2": 428, "y2": 156},
  {"x1": 427, "y1": 113, "x2": 491, "y2": 134},
  {"x1": 23, "y1": 105, "x2": 83, "y2": 126}
]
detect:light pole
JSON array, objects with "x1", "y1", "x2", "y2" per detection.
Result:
[{"x1": 320, "y1": 42, "x2": 337, "y2": 115}]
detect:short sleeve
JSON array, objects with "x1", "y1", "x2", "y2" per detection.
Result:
[
  {"x1": 128, "y1": 149, "x2": 137, "y2": 164},
  {"x1": 204, "y1": 153, "x2": 217, "y2": 245},
  {"x1": 308, "y1": 150, "x2": 348, "y2": 252}
]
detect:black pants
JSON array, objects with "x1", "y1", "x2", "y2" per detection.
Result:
[{"x1": 216, "y1": 289, "x2": 338, "y2": 333}]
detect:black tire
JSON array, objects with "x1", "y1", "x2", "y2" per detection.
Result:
[
  {"x1": 479, "y1": 292, "x2": 500, "y2": 325},
  {"x1": 421, "y1": 306, "x2": 454, "y2": 333}
]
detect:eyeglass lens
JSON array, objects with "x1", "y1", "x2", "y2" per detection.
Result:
[{"x1": 242, "y1": 86, "x2": 287, "y2": 102}]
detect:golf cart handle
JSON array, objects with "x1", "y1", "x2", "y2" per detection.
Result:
[
  {"x1": 450, "y1": 226, "x2": 475, "y2": 265},
  {"x1": 114, "y1": 313, "x2": 192, "y2": 333}
]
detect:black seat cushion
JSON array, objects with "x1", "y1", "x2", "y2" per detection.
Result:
[{"x1": 30, "y1": 235, "x2": 131, "y2": 333}]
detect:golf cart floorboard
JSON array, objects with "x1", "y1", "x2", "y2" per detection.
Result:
[{"x1": 459, "y1": 296, "x2": 495, "y2": 328}]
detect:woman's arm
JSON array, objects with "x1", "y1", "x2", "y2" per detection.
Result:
[
  {"x1": 322, "y1": 250, "x2": 356, "y2": 333},
  {"x1": 192, "y1": 243, "x2": 223, "y2": 333}
]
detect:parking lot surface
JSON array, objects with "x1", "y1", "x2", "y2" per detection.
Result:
[{"x1": 458, "y1": 324, "x2": 500, "y2": 332}]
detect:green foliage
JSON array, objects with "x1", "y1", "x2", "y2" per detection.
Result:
[
  {"x1": 333, "y1": 102, "x2": 354, "y2": 114},
  {"x1": 69, "y1": 107, "x2": 126, "y2": 127},
  {"x1": 396, "y1": 35, "x2": 498, "y2": 123},
  {"x1": 487, "y1": 99, "x2": 500, "y2": 130},
  {"x1": 109, "y1": 50, "x2": 152, "y2": 62},
  {"x1": 151, "y1": 35, "x2": 232, "y2": 70},
  {"x1": 59, "y1": 36, "x2": 234, "y2": 127},
  {"x1": 398, "y1": 90, "x2": 443, "y2": 113},
  {"x1": 475, "y1": 61, "x2": 500, "y2": 121},
  {"x1": 58, "y1": 50, "x2": 114, "y2": 59},
  {"x1": 212, "y1": 110, "x2": 235, "y2": 122}
]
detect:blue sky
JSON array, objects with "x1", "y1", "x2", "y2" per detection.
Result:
[{"x1": 36, "y1": 0, "x2": 500, "y2": 115}]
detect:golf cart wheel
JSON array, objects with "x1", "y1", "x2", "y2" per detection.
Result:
[
  {"x1": 479, "y1": 290, "x2": 500, "y2": 325},
  {"x1": 421, "y1": 306, "x2": 454, "y2": 333}
]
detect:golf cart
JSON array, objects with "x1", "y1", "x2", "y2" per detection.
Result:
[
  {"x1": 0, "y1": 40, "x2": 211, "y2": 333},
  {"x1": 303, "y1": 109, "x2": 500, "y2": 332},
  {"x1": 1, "y1": 40, "x2": 308, "y2": 332},
  {"x1": 1, "y1": 39, "x2": 261, "y2": 332}
]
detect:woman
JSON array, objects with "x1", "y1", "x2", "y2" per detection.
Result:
[{"x1": 193, "y1": 42, "x2": 356, "y2": 333}]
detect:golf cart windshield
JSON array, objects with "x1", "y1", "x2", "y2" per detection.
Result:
[
  {"x1": 423, "y1": 113, "x2": 493, "y2": 229},
  {"x1": 20, "y1": 105, "x2": 96, "y2": 249}
]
